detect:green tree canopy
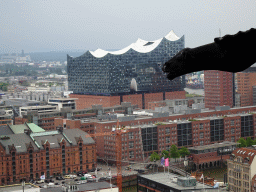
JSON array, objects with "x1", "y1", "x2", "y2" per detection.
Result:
[
  {"x1": 246, "y1": 137, "x2": 254, "y2": 147},
  {"x1": 237, "y1": 138, "x2": 247, "y2": 147},
  {"x1": 161, "y1": 150, "x2": 170, "y2": 158},
  {"x1": 170, "y1": 145, "x2": 180, "y2": 162},
  {"x1": 150, "y1": 152, "x2": 160, "y2": 162},
  {"x1": 179, "y1": 146, "x2": 190, "y2": 158}
]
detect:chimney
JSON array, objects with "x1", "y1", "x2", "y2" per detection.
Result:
[
  {"x1": 24, "y1": 129, "x2": 32, "y2": 135},
  {"x1": 57, "y1": 126, "x2": 63, "y2": 133}
]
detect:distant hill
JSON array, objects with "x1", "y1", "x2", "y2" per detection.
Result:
[
  {"x1": 28, "y1": 49, "x2": 119, "y2": 62},
  {"x1": 28, "y1": 51, "x2": 84, "y2": 62}
]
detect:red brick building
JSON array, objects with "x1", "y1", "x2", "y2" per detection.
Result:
[
  {"x1": 92, "y1": 106, "x2": 256, "y2": 162},
  {"x1": 204, "y1": 70, "x2": 233, "y2": 110},
  {"x1": 188, "y1": 141, "x2": 238, "y2": 170},
  {"x1": 0, "y1": 126, "x2": 96, "y2": 185},
  {"x1": 70, "y1": 91, "x2": 186, "y2": 110},
  {"x1": 237, "y1": 72, "x2": 256, "y2": 107}
]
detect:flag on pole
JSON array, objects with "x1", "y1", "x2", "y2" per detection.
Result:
[
  {"x1": 40, "y1": 175, "x2": 45, "y2": 180},
  {"x1": 161, "y1": 157, "x2": 165, "y2": 166},
  {"x1": 165, "y1": 158, "x2": 169, "y2": 167}
]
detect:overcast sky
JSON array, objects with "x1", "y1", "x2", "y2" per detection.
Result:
[{"x1": 0, "y1": 0, "x2": 255, "y2": 53}]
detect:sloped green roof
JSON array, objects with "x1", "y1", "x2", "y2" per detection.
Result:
[
  {"x1": 9, "y1": 124, "x2": 29, "y2": 134},
  {"x1": 27, "y1": 123, "x2": 45, "y2": 133}
]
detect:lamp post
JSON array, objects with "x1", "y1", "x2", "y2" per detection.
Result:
[{"x1": 21, "y1": 180, "x2": 25, "y2": 192}]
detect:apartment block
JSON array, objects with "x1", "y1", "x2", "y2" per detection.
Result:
[
  {"x1": 204, "y1": 70, "x2": 233, "y2": 110},
  {"x1": 237, "y1": 72, "x2": 256, "y2": 107},
  {"x1": 227, "y1": 147, "x2": 256, "y2": 192}
]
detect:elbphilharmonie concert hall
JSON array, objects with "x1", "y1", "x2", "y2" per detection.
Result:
[{"x1": 68, "y1": 31, "x2": 186, "y2": 109}]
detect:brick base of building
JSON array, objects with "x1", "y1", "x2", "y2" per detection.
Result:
[{"x1": 70, "y1": 91, "x2": 187, "y2": 110}]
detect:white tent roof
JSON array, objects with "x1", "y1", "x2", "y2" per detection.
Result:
[{"x1": 89, "y1": 30, "x2": 181, "y2": 58}]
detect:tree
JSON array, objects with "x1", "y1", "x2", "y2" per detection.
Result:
[
  {"x1": 161, "y1": 150, "x2": 170, "y2": 158},
  {"x1": 150, "y1": 152, "x2": 160, "y2": 162},
  {"x1": 179, "y1": 146, "x2": 190, "y2": 158},
  {"x1": 170, "y1": 144, "x2": 180, "y2": 162},
  {"x1": 237, "y1": 138, "x2": 247, "y2": 147},
  {"x1": 246, "y1": 137, "x2": 254, "y2": 147}
]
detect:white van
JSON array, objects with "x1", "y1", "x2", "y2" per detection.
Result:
[{"x1": 84, "y1": 174, "x2": 92, "y2": 179}]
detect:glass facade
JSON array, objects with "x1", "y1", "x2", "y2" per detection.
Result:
[
  {"x1": 210, "y1": 119, "x2": 224, "y2": 142},
  {"x1": 177, "y1": 123, "x2": 192, "y2": 147},
  {"x1": 141, "y1": 126, "x2": 158, "y2": 152},
  {"x1": 241, "y1": 115, "x2": 253, "y2": 137},
  {"x1": 67, "y1": 36, "x2": 185, "y2": 96}
]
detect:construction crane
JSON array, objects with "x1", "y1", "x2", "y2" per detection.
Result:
[{"x1": 85, "y1": 120, "x2": 124, "y2": 192}]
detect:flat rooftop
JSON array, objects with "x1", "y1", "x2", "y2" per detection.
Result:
[
  {"x1": 0, "y1": 184, "x2": 40, "y2": 192},
  {"x1": 48, "y1": 98, "x2": 77, "y2": 101},
  {"x1": 40, "y1": 181, "x2": 117, "y2": 192},
  {"x1": 20, "y1": 105, "x2": 57, "y2": 109},
  {"x1": 139, "y1": 172, "x2": 214, "y2": 191},
  {"x1": 188, "y1": 141, "x2": 239, "y2": 151}
]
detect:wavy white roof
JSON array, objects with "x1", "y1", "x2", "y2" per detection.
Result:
[{"x1": 89, "y1": 30, "x2": 181, "y2": 58}]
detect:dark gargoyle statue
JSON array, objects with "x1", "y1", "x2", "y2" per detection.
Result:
[{"x1": 162, "y1": 28, "x2": 256, "y2": 80}]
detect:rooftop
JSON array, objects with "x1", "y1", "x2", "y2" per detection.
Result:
[
  {"x1": 231, "y1": 147, "x2": 256, "y2": 165},
  {"x1": 48, "y1": 98, "x2": 78, "y2": 101},
  {"x1": 188, "y1": 141, "x2": 239, "y2": 151},
  {"x1": 40, "y1": 181, "x2": 117, "y2": 192},
  {"x1": 0, "y1": 183, "x2": 39, "y2": 192},
  {"x1": 20, "y1": 105, "x2": 57, "y2": 109},
  {"x1": 139, "y1": 172, "x2": 214, "y2": 191}
]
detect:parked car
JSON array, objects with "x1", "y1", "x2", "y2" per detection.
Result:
[
  {"x1": 81, "y1": 180, "x2": 87, "y2": 184},
  {"x1": 125, "y1": 165, "x2": 131, "y2": 170},
  {"x1": 96, "y1": 167, "x2": 101, "y2": 171},
  {"x1": 137, "y1": 169, "x2": 145, "y2": 173},
  {"x1": 77, "y1": 173, "x2": 83, "y2": 177},
  {"x1": 70, "y1": 175, "x2": 77, "y2": 179},
  {"x1": 62, "y1": 181, "x2": 65, "y2": 184},
  {"x1": 82, "y1": 170, "x2": 88, "y2": 174},
  {"x1": 145, "y1": 164, "x2": 152, "y2": 169},
  {"x1": 98, "y1": 177, "x2": 106, "y2": 181},
  {"x1": 49, "y1": 179, "x2": 54, "y2": 183},
  {"x1": 36, "y1": 180, "x2": 44, "y2": 184},
  {"x1": 90, "y1": 168, "x2": 96, "y2": 172},
  {"x1": 56, "y1": 176, "x2": 64, "y2": 180},
  {"x1": 74, "y1": 179, "x2": 79, "y2": 181},
  {"x1": 76, "y1": 181, "x2": 81, "y2": 185},
  {"x1": 64, "y1": 175, "x2": 71, "y2": 179},
  {"x1": 48, "y1": 183, "x2": 55, "y2": 187},
  {"x1": 83, "y1": 174, "x2": 92, "y2": 179},
  {"x1": 55, "y1": 182, "x2": 59, "y2": 185},
  {"x1": 44, "y1": 179, "x2": 49, "y2": 183},
  {"x1": 87, "y1": 178, "x2": 96, "y2": 182}
]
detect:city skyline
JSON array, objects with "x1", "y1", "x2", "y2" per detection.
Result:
[{"x1": 1, "y1": 0, "x2": 255, "y2": 53}]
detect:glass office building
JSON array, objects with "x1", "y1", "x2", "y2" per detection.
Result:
[{"x1": 67, "y1": 30, "x2": 185, "y2": 96}]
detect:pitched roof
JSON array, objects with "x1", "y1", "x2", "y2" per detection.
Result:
[
  {"x1": 0, "y1": 125, "x2": 14, "y2": 136},
  {"x1": 9, "y1": 123, "x2": 45, "y2": 134},
  {"x1": 0, "y1": 133, "x2": 39, "y2": 154},
  {"x1": 9, "y1": 124, "x2": 28, "y2": 134},
  {"x1": 27, "y1": 123, "x2": 45, "y2": 133},
  {"x1": 232, "y1": 147, "x2": 256, "y2": 165},
  {"x1": 63, "y1": 129, "x2": 95, "y2": 145}
]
